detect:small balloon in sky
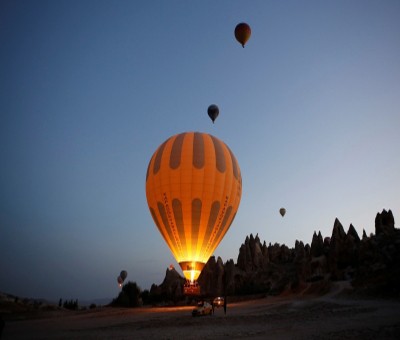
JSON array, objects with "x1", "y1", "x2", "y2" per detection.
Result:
[
  {"x1": 120, "y1": 270, "x2": 127, "y2": 281},
  {"x1": 207, "y1": 104, "x2": 219, "y2": 123},
  {"x1": 234, "y1": 22, "x2": 251, "y2": 48},
  {"x1": 279, "y1": 208, "x2": 286, "y2": 217}
]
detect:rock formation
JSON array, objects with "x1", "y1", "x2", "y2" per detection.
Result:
[
  {"x1": 149, "y1": 266, "x2": 185, "y2": 301},
  {"x1": 150, "y1": 209, "x2": 399, "y2": 301},
  {"x1": 375, "y1": 209, "x2": 395, "y2": 235}
]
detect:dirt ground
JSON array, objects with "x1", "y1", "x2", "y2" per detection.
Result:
[{"x1": 2, "y1": 283, "x2": 400, "y2": 339}]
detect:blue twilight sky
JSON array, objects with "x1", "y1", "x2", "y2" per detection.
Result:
[{"x1": 1, "y1": 1, "x2": 399, "y2": 301}]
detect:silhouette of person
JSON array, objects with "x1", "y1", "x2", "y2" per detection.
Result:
[
  {"x1": 223, "y1": 295, "x2": 227, "y2": 315},
  {"x1": 0, "y1": 316, "x2": 5, "y2": 338}
]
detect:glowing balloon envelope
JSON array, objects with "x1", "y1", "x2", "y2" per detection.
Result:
[
  {"x1": 207, "y1": 104, "x2": 219, "y2": 123},
  {"x1": 279, "y1": 208, "x2": 286, "y2": 217},
  {"x1": 146, "y1": 132, "x2": 242, "y2": 282},
  {"x1": 234, "y1": 22, "x2": 251, "y2": 47}
]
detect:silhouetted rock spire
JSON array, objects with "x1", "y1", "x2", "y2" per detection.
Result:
[
  {"x1": 375, "y1": 209, "x2": 395, "y2": 235},
  {"x1": 310, "y1": 231, "x2": 324, "y2": 257}
]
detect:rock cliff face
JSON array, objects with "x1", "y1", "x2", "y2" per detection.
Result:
[
  {"x1": 151, "y1": 209, "x2": 399, "y2": 299},
  {"x1": 149, "y1": 267, "x2": 185, "y2": 300}
]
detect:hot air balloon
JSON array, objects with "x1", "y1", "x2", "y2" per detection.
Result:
[
  {"x1": 207, "y1": 104, "x2": 219, "y2": 123},
  {"x1": 234, "y1": 22, "x2": 251, "y2": 48},
  {"x1": 146, "y1": 132, "x2": 242, "y2": 290},
  {"x1": 279, "y1": 208, "x2": 286, "y2": 217},
  {"x1": 120, "y1": 270, "x2": 127, "y2": 281}
]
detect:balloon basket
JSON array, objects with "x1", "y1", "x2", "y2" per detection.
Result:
[{"x1": 184, "y1": 281, "x2": 201, "y2": 296}]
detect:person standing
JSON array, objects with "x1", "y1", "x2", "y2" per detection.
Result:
[
  {"x1": 223, "y1": 295, "x2": 227, "y2": 315},
  {"x1": 0, "y1": 316, "x2": 4, "y2": 338}
]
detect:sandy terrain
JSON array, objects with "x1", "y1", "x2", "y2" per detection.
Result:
[{"x1": 2, "y1": 283, "x2": 400, "y2": 339}]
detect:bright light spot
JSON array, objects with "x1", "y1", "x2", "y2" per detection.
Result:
[{"x1": 190, "y1": 269, "x2": 195, "y2": 283}]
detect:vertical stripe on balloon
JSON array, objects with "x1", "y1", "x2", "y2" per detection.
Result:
[
  {"x1": 193, "y1": 132, "x2": 205, "y2": 169},
  {"x1": 210, "y1": 136, "x2": 226, "y2": 173},
  {"x1": 192, "y1": 198, "x2": 202, "y2": 249},
  {"x1": 172, "y1": 198, "x2": 186, "y2": 255},
  {"x1": 153, "y1": 140, "x2": 167, "y2": 175},
  {"x1": 170, "y1": 133, "x2": 185, "y2": 170}
]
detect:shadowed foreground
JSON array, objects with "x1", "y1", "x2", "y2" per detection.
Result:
[{"x1": 2, "y1": 283, "x2": 400, "y2": 339}]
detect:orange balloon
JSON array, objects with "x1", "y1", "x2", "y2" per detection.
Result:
[
  {"x1": 234, "y1": 22, "x2": 251, "y2": 47},
  {"x1": 146, "y1": 132, "x2": 242, "y2": 282}
]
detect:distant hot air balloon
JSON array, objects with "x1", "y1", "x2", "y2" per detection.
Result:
[
  {"x1": 207, "y1": 104, "x2": 219, "y2": 123},
  {"x1": 234, "y1": 22, "x2": 251, "y2": 48},
  {"x1": 146, "y1": 132, "x2": 242, "y2": 284},
  {"x1": 279, "y1": 208, "x2": 286, "y2": 217},
  {"x1": 120, "y1": 270, "x2": 127, "y2": 281}
]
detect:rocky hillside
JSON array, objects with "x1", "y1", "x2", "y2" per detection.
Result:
[{"x1": 150, "y1": 209, "x2": 399, "y2": 299}]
